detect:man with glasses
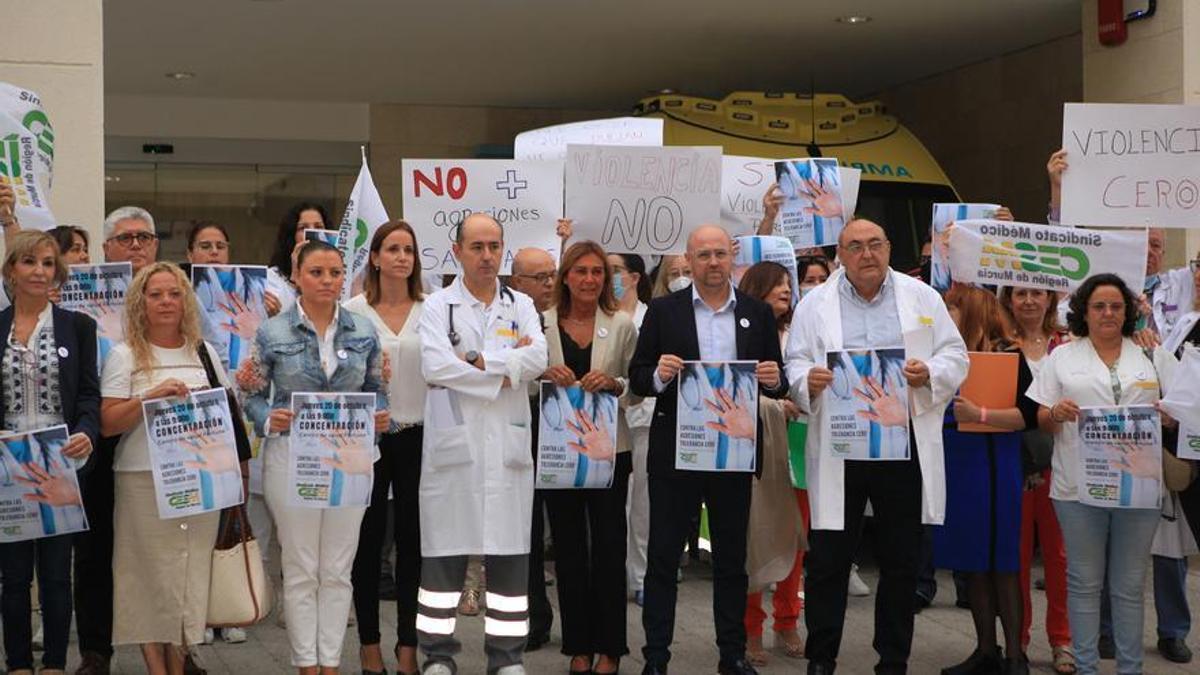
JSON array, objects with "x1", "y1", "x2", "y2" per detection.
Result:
[
  {"x1": 785, "y1": 219, "x2": 967, "y2": 675},
  {"x1": 74, "y1": 206, "x2": 160, "y2": 675}
]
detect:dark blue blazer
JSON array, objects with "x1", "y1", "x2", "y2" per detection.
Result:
[{"x1": 0, "y1": 305, "x2": 101, "y2": 463}]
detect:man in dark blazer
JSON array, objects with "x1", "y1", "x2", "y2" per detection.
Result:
[{"x1": 629, "y1": 224, "x2": 788, "y2": 675}]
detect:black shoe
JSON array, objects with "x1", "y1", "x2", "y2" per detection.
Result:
[
  {"x1": 1158, "y1": 637, "x2": 1193, "y2": 663},
  {"x1": 914, "y1": 594, "x2": 932, "y2": 614},
  {"x1": 1098, "y1": 634, "x2": 1115, "y2": 660},
  {"x1": 640, "y1": 664, "x2": 667, "y2": 675},
  {"x1": 182, "y1": 652, "x2": 207, "y2": 675},
  {"x1": 75, "y1": 651, "x2": 111, "y2": 675},
  {"x1": 717, "y1": 660, "x2": 758, "y2": 675},
  {"x1": 941, "y1": 650, "x2": 1001, "y2": 675},
  {"x1": 525, "y1": 630, "x2": 551, "y2": 652},
  {"x1": 954, "y1": 597, "x2": 971, "y2": 610},
  {"x1": 1001, "y1": 656, "x2": 1029, "y2": 675},
  {"x1": 807, "y1": 662, "x2": 835, "y2": 675}
]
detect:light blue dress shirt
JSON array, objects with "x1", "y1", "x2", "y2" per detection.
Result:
[
  {"x1": 654, "y1": 284, "x2": 738, "y2": 391},
  {"x1": 838, "y1": 272, "x2": 903, "y2": 350}
]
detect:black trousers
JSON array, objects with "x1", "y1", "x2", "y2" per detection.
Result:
[
  {"x1": 74, "y1": 435, "x2": 117, "y2": 658},
  {"x1": 1, "y1": 534, "x2": 73, "y2": 670},
  {"x1": 805, "y1": 452, "x2": 924, "y2": 674},
  {"x1": 543, "y1": 452, "x2": 632, "y2": 657},
  {"x1": 352, "y1": 426, "x2": 423, "y2": 647},
  {"x1": 527, "y1": 397, "x2": 553, "y2": 639},
  {"x1": 642, "y1": 471, "x2": 752, "y2": 668}
]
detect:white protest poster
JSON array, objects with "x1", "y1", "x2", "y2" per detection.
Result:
[
  {"x1": 288, "y1": 392, "x2": 376, "y2": 508},
  {"x1": 514, "y1": 117, "x2": 663, "y2": 161},
  {"x1": 402, "y1": 159, "x2": 563, "y2": 274},
  {"x1": 565, "y1": 144, "x2": 721, "y2": 255},
  {"x1": 304, "y1": 228, "x2": 338, "y2": 246},
  {"x1": 774, "y1": 158, "x2": 845, "y2": 248},
  {"x1": 947, "y1": 219, "x2": 1147, "y2": 295},
  {"x1": 142, "y1": 388, "x2": 243, "y2": 519},
  {"x1": 722, "y1": 155, "x2": 860, "y2": 238},
  {"x1": 675, "y1": 361, "x2": 758, "y2": 472},
  {"x1": 336, "y1": 150, "x2": 390, "y2": 301},
  {"x1": 825, "y1": 349, "x2": 910, "y2": 460},
  {"x1": 191, "y1": 265, "x2": 268, "y2": 373},
  {"x1": 0, "y1": 82, "x2": 55, "y2": 231},
  {"x1": 536, "y1": 383, "x2": 618, "y2": 489},
  {"x1": 58, "y1": 263, "x2": 132, "y2": 367},
  {"x1": 930, "y1": 203, "x2": 1000, "y2": 292},
  {"x1": 0, "y1": 425, "x2": 87, "y2": 543},
  {"x1": 733, "y1": 235, "x2": 800, "y2": 306},
  {"x1": 1061, "y1": 103, "x2": 1200, "y2": 228},
  {"x1": 1157, "y1": 347, "x2": 1200, "y2": 460},
  {"x1": 1077, "y1": 405, "x2": 1162, "y2": 509}
]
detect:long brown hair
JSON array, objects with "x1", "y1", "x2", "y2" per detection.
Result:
[
  {"x1": 364, "y1": 220, "x2": 424, "y2": 305},
  {"x1": 736, "y1": 261, "x2": 792, "y2": 330},
  {"x1": 946, "y1": 285, "x2": 1014, "y2": 352},
  {"x1": 553, "y1": 241, "x2": 616, "y2": 317}
]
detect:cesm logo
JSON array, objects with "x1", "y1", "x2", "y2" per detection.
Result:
[{"x1": 973, "y1": 223, "x2": 1096, "y2": 288}]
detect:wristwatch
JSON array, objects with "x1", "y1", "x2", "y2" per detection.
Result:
[{"x1": 465, "y1": 350, "x2": 480, "y2": 367}]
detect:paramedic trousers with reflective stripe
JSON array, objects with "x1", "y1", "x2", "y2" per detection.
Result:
[{"x1": 417, "y1": 554, "x2": 529, "y2": 674}]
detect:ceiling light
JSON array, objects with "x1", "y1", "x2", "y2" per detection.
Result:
[
  {"x1": 165, "y1": 71, "x2": 195, "y2": 80},
  {"x1": 836, "y1": 15, "x2": 872, "y2": 24}
]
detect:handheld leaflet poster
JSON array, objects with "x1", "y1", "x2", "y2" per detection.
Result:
[
  {"x1": 824, "y1": 348, "x2": 910, "y2": 460},
  {"x1": 514, "y1": 117, "x2": 663, "y2": 161},
  {"x1": 733, "y1": 235, "x2": 801, "y2": 306},
  {"x1": 191, "y1": 265, "x2": 268, "y2": 373},
  {"x1": 0, "y1": 425, "x2": 87, "y2": 543},
  {"x1": 536, "y1": 383, "x2": 618, "y2": 489},
  {"x1": 142, "y1": 387, "x2": 244, "y2": 519},
  {"x1": 288, "y1": 392, "x2": 377, "y2": 509},
  {"x1": 675, "y1": 361, "x2": 758, "y2": 472},
  {"x1": 1159, "y1": 348, "x2": 1200, "y2": 460},
  {"x1": 58, "y1": 263, "x2": 131, "y2": 368},
  {"x1": 930, "y1": 203, "x2": 999, "y2": 291},
  {"x1": 1076, "y1": 405, "x2": 1162, "y2": 510},
  {"x1": 773, "y1": 158, "x2": 845, "y2": 248},
  {"x1": 303, "y1": 228, "x2": 339, "y2": 246},
  {"x1": 721, "y1": 155, "x2": 861, "y2": 238},
  {"x1": 957, "y1": 352, "x2": 1019, "y2": 433}
]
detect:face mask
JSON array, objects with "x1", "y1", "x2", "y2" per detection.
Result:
[
  {"x1": 668, "y1": 276, "x2": 692, "y2": 293},
  {"x1": 799, "y1": 284, "x2": 818, "y2": 298},
  {"x1": 612, "y1": 273, "x2": 627, "y2": 300}
]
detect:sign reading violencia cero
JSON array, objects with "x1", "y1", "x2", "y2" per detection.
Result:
[{"x1": 947, "y1": 219, "x2": 1147, "y2": 295}]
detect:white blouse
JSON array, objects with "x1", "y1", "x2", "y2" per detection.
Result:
[
  {"x1": 343, "y1": 294, "x2": 425, "y2": 424},
  {"x1": 1026, "y1": 337, "x2": 1178, "y2": 502}
]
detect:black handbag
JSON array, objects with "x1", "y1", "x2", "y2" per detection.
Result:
[{"x1": 197, "y1": 344, "x2": 253, "y2": 463}]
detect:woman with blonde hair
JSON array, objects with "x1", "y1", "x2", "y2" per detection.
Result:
[
  {"x1": 100, "y1": 262, "x2": 240, "y2": 675},
  {"x1": 0, "y1": 231, "x2": 99, "y2": 675},
  {"x1": 651, "y1": 255, "x2": 691, "y2": 298}
]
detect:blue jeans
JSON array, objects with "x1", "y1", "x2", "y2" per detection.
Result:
[
  {"x1": 0, "y1": 534, "x2": 74, "y2": 670},
  {"x1": 1099, "y1": 557, "x2": 1191, "y2": 642},
  {"x1": 1053, "y1": 499, "x2": 1159, "y2": 675}
]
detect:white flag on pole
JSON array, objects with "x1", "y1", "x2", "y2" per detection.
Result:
[{"x1": 336, "y1": 148, "x2": 390, "y2": 300}]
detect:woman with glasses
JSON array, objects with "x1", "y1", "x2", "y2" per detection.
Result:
[
  {"x1": 541, "y1": 241, "x2": 639, "y2": 675},
  {"x1": 1027, "y1": 273, "x2": 1179, "y2": 675},
  {"x1": 0, "y1": 231, "x2": 99, "y2": 675}
]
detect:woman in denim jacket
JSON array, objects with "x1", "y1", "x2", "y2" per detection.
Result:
[{"x1": 238, "y1": 240, "x2": 390, "y2": 675}]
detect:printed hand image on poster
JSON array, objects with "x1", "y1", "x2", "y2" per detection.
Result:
[
  {"x1": 288, "y1": 392, "x2": 377, "y2": 509},
  {"x1": 58, "y1": 263, "x2": 132, "y2": 368},
  {"x1": 675, "y1": 361, "x2": 758, "y2": 472},
  {"x1": 536, "y1": 383, "x2": 618, "y2": 489},
  {"x1": 1077, "y1": 405, "x2": 1162, "y2": 510},
  {"x1": 733, "y1": 235, "x2": 800, "y2": 306},
  {"x1": 774, "y1": 158, "x2": 844, "y2": 248},
  {"x1": 192, "y1": 265, "x2": 268, "y2": 373},
  {"x1": 824, "y1": 348, "x2": 910, "y2": 460},
  {"x1": 0, "y1": 425, "x2": 87, "y2": 543}
]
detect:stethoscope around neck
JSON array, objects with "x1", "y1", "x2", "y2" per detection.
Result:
[{"x1": 447, "y1": 286, "x2": 515, "y2": 347}]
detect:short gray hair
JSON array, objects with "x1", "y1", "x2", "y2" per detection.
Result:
[{"x1": 103, "y1": 206, "x2": 155, "y2": 240}]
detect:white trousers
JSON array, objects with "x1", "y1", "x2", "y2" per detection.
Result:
[
  {"x1": 625, "y1": 426, "x2": 651, "y2": 592},
  {"x1": 264, "y1": 441, "x2": 367, "y2": 667}
]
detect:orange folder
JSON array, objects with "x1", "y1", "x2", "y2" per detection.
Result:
[{"x1": 958, "y1": 352, "x2": 1019, "y2": 433}]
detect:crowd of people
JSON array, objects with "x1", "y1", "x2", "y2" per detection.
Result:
[{"x1": 0, "y1": 146, "x2": 1196, "y2": 675}]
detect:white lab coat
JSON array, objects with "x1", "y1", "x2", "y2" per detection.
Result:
[
  {"x1": 1151, "y1": 266, "x2": 1193, "y2": 338},
  {"x1": 784, "y1": 268, "x2": 968, "y2": 531},
  {"x1": 417, "y1": 277, "x2": 548, "y2": 557}
]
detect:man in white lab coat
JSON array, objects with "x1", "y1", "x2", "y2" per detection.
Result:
[
  {"x1": 416, "y1": 214, "x2": 548, "y2": 675},
  {"x1": 785, "y1": 219, "x2": 968, "y2": 675}
]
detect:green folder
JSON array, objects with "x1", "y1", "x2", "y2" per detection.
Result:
[{"x1": 787, "y1": 420, "x2": 807, "y2": 489}]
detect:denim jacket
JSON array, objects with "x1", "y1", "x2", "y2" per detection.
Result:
[{"x1": 239, "y1": 304, "x2": 388, "y2": 436}]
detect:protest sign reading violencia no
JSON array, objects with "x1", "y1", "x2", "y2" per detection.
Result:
[{"x1": 947, "y1": 219, "x2": 1147, "y2": 295}]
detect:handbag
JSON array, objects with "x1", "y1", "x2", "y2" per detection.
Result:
[
  {"x1": 196, "y1": 344, "x2": 253, "y2": 462},
  {"x1": 206, "y1": 504, "x2": 271, "y2": 626}
]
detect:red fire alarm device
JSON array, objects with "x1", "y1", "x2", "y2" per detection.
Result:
[{"x1": 1098, "y1": 0, "x2": 1157, "y2": 47}]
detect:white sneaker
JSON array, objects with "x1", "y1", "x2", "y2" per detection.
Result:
[
  {"x1": 495, "y1": 665, "x2": 526, "y2": 675},
  {"x1": 848, "y1": 564, "x2": 871, "y2": 597},
  {"x1": 423, "y1": 663, "x2": 454, "y2": 675},
  {"x1": 223, "y1": 626, "x2": 247, "y2": 643},
  {"x1": 202, "y1": 627, "x2": 215, "y2": 644}
]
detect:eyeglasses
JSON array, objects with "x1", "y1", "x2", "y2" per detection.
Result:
[
  {"x1": 195, "y1": 241, "x2": 229, "y2": 252},
  {"x1": 515, "y1": 272, "x2": 555, "y2": 285},
  {"x1": 693, "y1": 249, "x2": 730, "y2": 262},
  {"x1": 842, "y1": 239, "x2": 889, "y2": 256},
  {"x1": 107, "y1": 232, "x2": 158, "y2": 248},
  {"x1": 1088, "y1": 302, "x2": 1126, "y2": 314}
]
